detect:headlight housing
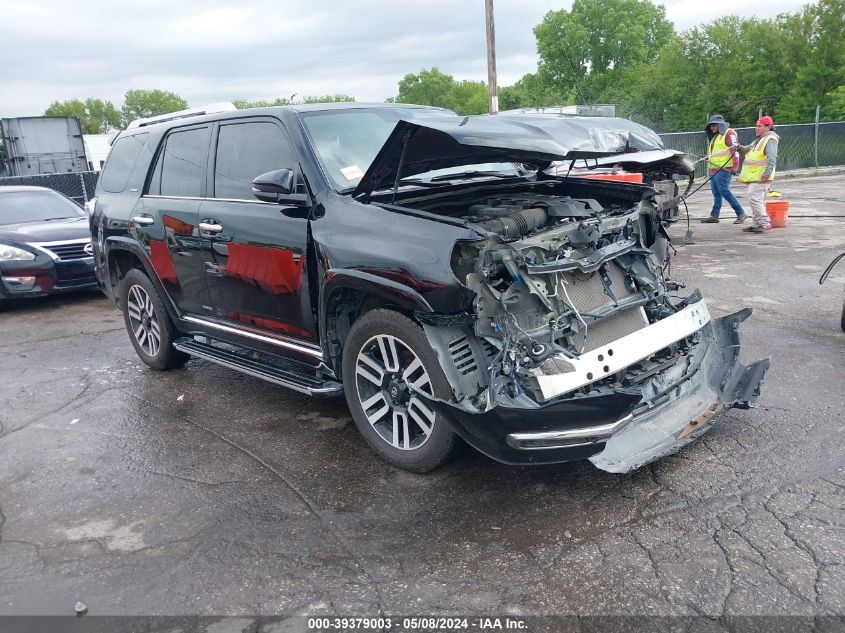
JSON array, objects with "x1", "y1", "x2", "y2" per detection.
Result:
[{"x1": 0, "y1": 244, "x2": 36, "y2": 261}]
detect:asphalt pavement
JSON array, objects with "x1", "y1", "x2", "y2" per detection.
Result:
[{"x1": 0, "y1": 175, "x2": 844, "y2": 627}]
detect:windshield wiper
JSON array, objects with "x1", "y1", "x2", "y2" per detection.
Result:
[
  {"x1": 394, "y1": 177, "x2": 450, "y2": 187},
  {"x1": 41, "y1": 216, "x2": 81, "y2": 221},
  {"x1": 428, "y1": 170, "x2": 519, "y2": 182}
]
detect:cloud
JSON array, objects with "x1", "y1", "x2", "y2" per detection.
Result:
[{"x1": 0, "y1": 0, "x2": 808, "y2": 117}]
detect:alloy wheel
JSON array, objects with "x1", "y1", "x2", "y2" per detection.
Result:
[
  {"x1": 126, "y1": 284, "x2": 161, "y2": 357},
  {"x1": 355, "y1": 334, "x2": 438, "y2": 451}
]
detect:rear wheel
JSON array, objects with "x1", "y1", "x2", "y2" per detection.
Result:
[
  {"x1": 342, "y1": 309, "x2": 460, "y2": 472},
  {"x1": 121, "y1": 268, "x2": 188, "y2": 370}
]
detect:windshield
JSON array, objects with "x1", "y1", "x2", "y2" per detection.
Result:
[
  {"x1": 0, "y1": 190, "x2": 85, "y2": 225},
  {"x1": 299, "y1": 108, "x2": 521, "y2": 191}
]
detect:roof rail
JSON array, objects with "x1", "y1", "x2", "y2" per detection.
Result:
[{"x1": 125, "y1": 102, "x2": 238, "y2": 130}]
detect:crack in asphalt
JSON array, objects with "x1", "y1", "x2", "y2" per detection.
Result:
[
  {"x1": 711, "y1": 523, "x2": 739, "y2": 616},
  {"x1": 727, "y1": 519, "x2": 813, "y2": 606},
  {"x1": 139, "y1": 468, "x2": 243, "y2": 488},
  {"x1": 0, "y1": 377, "x2": 103, "y2": 441},
  {"x1": 762, "y1": 496, "x2": 824, "y2": 609},
  {"x1": 0, "y1": 326, "x2": 125, "y2": 352},
  {"x1": 131, "y1": 393, "x2": 388, "y2": 617},
  {"x1": 631, "y1": 532, "x2": 673, "y2": 611}
]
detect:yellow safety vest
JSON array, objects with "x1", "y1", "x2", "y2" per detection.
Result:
[
  {"x1": 708, "y1": 129, "x2": 735, "y2": 170},
  {"x1": 739, "y1": 133, "x2": 779, "y2": 183}
]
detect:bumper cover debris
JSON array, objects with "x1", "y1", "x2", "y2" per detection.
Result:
[{"x1": 425, "y1": 307, "x2": 768, "y2": 472}]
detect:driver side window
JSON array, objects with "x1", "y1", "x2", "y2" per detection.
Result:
[{"x1": 213, "y1": 121, "x2": 298, "y2": 200}]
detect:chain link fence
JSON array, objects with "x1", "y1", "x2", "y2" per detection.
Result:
[
  {"x1": 659, "y1": 120, "x2": 845, "y2": 179},
  {"x1": 2, "y1": 122, "x2": 843, "y2": 198},
  {"x1": 0, "y1": 171, "x2": 99, "y2": 206}
]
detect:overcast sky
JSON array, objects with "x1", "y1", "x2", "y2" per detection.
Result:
[{"x1": 1, "y1": 0, "x2": 808, "y2": 117}]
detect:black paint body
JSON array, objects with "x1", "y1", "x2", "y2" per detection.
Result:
[{"x1": 91, "y1": 104, "x2": 749, "y2": 467}]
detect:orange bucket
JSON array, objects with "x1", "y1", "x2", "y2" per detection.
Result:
[{"x1": 765, "y1": 200, "x2": 789, "y2": 228}]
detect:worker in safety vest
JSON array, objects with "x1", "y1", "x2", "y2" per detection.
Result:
[
  {"x1": 737, "y1": 115, "x2": 779, "y2": 233},
  {"x1": 701, "y1": 114, "x2": 746, "y2": 224}
]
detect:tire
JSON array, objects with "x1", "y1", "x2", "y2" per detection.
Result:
[
  {"x1": 342, "y1": 309, "x2": 461, "y2": 473},
  {"x1": 120, "y1": 268, "x2": 188, "y2": 370}
]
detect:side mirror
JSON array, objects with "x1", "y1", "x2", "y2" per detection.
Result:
[{"x1": 252, "y1": 169, "x2": 295, "y2": 202}]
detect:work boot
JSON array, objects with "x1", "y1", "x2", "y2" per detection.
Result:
[
  {"x1": 733, "y1": 213, "x2": 747, "y2": 224},
  {"x1": 700, "y1": 216, "x2": 720, "y2": 223},
  {"x1": 751, "y1": 225, "x2": 771, "y2": 233}
]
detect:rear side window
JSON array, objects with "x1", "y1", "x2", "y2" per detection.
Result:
[
  {"x1": 151, "y1": 127, "x2": 210, "y2": 198},
  {"x1": 100, "y1": 133, "x2": 148, "y2": 193},
  {"x1": 214, "y1": 121, "x2": 295, "y2": 200}
]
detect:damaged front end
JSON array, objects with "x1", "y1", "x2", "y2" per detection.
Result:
[
  {"x1": 353, "y1": 114, "x2": 769, "y2": 473},
  {"x1": 419, "y1": 190, "x2": 769, "y2": 473}
]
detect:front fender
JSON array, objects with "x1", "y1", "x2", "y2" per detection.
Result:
[{"x1": 320, "y1": 268, "x2": 434, "y2": 319}]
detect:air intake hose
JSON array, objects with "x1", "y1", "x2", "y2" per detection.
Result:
[{"x1": 478, "y1": 207, "x2": 547, "y2": 239}]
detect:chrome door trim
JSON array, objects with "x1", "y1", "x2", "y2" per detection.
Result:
[{"x1": 182, "y1": 314, "x2": 323, "y2": 359}]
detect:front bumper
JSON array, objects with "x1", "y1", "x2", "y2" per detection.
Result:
[
  {"x1": 0, "y1": 252, "x2": 97, "y2": 300},
  {"x1": 432, "y1": 306, "x2": 769, "y2": 472}
]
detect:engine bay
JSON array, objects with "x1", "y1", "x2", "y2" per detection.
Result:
[{"x1": 393, "y1": 181, "x2": 702, "y2": 413}]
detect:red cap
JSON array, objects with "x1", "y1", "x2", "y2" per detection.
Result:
[{"x1": 757, "y1": 115, "x2": 774, "y2": 126}]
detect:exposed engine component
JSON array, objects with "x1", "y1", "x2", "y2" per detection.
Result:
[
  {"x1": 468, "y1": 194, "x2": 602, "y2": 219},
  {"x1": 477, "y1": 207, "x2": 547, "y2": 239},
  {"x1": 440, "y1": 183, "x2": 685, "y2": 412},
  {"x1": 460, "y1": 195, "x2": 609, "y2": 240}
]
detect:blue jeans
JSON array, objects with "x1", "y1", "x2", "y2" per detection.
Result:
[{"x1": 709, "y1": 169, "x2": 745, "y2": 217}]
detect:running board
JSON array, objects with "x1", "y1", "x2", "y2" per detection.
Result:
[{"x1": 173, "y1": 338, "x2": 343, "y2": 398}]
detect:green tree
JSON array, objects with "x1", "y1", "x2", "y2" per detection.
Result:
[
  {"x1": 534, "y1": 0, "x2": 674, "y2": 103},
  {"x1": 827, "y1": 86, "x2": 845, "y2": 119},
  {"x1": 44, "y1": 98, "x2": 121, "y2": 133},
  {"x1": 301, "y1": 94, "x2": 355, "y2": 104},
  {"x1": 232, "y1": 97, "x2": 294, "y2": 108},
  {"x1": 396, "y1": 68, "x2": 459, "y2": 109},
  {"x1": 234, "y1": 95, "x2": 355, "y2": 109},
  {"x1": 395, "y1": 68, "x2": 488, "y2": 115},
  {"x1": 450, "y1": 80, "x2": 488, "y2": 115},
  {"x1": 775, "y1": 0, "x2": 845, "y2": 121},
  {"x1": 121, "y1": 89, "x2": 188, "y2": 126},
  {"x1": 612, "y1": 15, "x2": 795, "y2": 131},
  {"x1": 499, "y1": 73, "x2": 570, "y2": 111}
]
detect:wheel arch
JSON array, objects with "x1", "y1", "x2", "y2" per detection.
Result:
[
  {"x1": 105, "y1": 237, "x2": 180, "y2": 320},
  {"x1": 320, "y1": 270, "x2": 433, "y2": 378}
]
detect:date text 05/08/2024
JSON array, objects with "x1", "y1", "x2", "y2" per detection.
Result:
[{"x1": 307, "y1": 617, "x2": 528, "y2": 631}]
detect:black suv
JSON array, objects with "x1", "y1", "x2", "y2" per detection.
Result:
[{"x1": 91, "y1": 103, "x2": 768, "y2": 473}]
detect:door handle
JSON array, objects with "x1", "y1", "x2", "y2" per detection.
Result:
[
  {"x1": 131, "y1": 215, "x2": 154, "y2": 226},
  {"x1": 199, "y1": 221, "x2": 223, "y2": 234}
]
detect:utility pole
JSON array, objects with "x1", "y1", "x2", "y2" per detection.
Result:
[{"x1": 485, "y1": 0, "x2": 498, "y2": 113}]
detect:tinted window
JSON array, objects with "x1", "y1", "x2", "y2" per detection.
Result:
[
  {"x1": 100, "y1": 133, "x2": 148, "y2": 193},
  {"x1": 0, "y1": 190, "x2": 85, "y2": 225},
  {"x1": 159, "y1": 127, "x2": 209, "y2": 198},
  {"x1": 214, "y1": 121, "x2": 295, "y2": 200}
]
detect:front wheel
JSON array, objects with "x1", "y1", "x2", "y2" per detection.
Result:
[
  {"x1": 121, "y1": 268, "x2": 188, "y2": 370},
  {"x1": 342, "y1": 309, "x2": 461, "y2": 472}
]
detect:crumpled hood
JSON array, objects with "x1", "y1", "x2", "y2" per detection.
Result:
[
  {"x1": 354, "y1": 115, "x2": 667, "y2": 198},
  {"x1": 550, "y1": 149, "x2": 693, "y2": 178}
]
